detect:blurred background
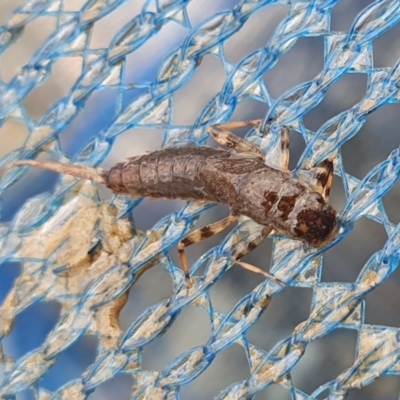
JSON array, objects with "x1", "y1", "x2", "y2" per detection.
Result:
[{"x1": 1, "y1": 0, "x2": 400, "y2": 399}]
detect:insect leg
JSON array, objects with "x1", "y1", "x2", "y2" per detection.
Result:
[
  {"x1": 234, "y1": 261, "x2": 285, "y2": 286},
  {"x1": 320, "y1": 159, "x2": 334, "y2": 201},
  {"x1": 265, "y1": 126, "x2": 290, "y2": 172},
  {"x1": 307, "y1": 159, "x2": 334, "y2": 201},
  {"x1": 230, "y1": 226, "x2": 272, "y2": 260},
  {"x1": 254, "y1": 125, "x2": 290, "y2": 171},
  {"x1": 228, "y1": 225, "x2": 284, "y2": 285},
  {"x1": 279, "y1": 126, "x2": 290, "y2": 171},
  {"x1": 178, "y1": 215, "x2": 238, "y2": 287},
  {"x1": 207, "y1": 120, "x2": 264, "y2": 158}
]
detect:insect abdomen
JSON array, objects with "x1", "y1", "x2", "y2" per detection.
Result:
[{"x1": 104, "y1": 147, "x2": 223, "y2": 200}]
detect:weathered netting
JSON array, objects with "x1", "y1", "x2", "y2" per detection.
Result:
[{"x1": 1, "y1": 0, "x2": 400, "y2": 399}]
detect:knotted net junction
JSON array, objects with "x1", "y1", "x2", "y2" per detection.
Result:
[{"x1": 1, "y1": 0, "x2": 400, "y2": 399}]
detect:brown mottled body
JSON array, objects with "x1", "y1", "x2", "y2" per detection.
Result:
[
  {"x1": 4, "y1": 120, "x2": 336, "y2": 287},
  {"x1": 103, "y1": 146, "x2": 336, "y2": 246}
]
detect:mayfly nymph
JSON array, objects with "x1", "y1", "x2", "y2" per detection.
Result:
[{"x1": 3, "y1": 120, "x2": 337, "y2": 286}]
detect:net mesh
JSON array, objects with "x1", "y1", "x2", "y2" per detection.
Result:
[{"x1": 1, "y1": 0, "x2": 400, "y2": 399}]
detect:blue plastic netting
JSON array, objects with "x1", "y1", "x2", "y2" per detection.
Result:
[{"x1": 1, "y1": 0, "x2": 400, "y2": 399}]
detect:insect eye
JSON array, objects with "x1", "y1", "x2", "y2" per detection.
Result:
[
  {"x1": 290, "y1": 226, "x2": 300, "y2": 238},
  {"x1": 310, "y1": 192, "x2": 324, "y2": 204}
]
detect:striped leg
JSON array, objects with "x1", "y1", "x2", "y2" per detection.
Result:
[
  {"x1": 229, "y1": 225, "x2": 284, "y2": 286},
  {"x1": 207, "y1": 120, "x2": 264, "y2": 158},
  {"x1": 207, "y1": 121, "x2": 290, "y2": 172},
  {"x1": 318, "y1": 159, "x2": 334, "y2": 201},
  {"x1": 178, "y1": 215, "x2": 238, "y2": 287},
  {"x1": 277, "y1": 126, "x2": 290, "y2": 171},
  {"x1": 178, "y1": 218, "x2": 284, "y2": 288},
  {"x1": 308, "y1": 159, "x2": 334, "y2": 201}
]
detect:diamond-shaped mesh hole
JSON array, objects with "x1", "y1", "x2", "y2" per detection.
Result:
[
  {"x1": 3, "y1": 301, "x2": 61, "y2": 360},
  {"x1": 87, "y1": 373, "x2": 134, "y2": 400},
  {"x1": 182, "y1": 343, "x2": 250, "y2": 399},
  {"x1": 41, "y1": 335, "x2": 97, "y2": 392},
  {"x1": 304, "y1": 73, "x2": 367, "y2": 133},
  {"x1": 265, "y1": 36, "x2": 324, "y2": 100},
  {"x1": 323, "y1": 217, "x2": 387, "y2": 283},
  {"x1": 292, "y1": 328, "x2": 357, "y2": 395},
  {"x1": 347, "y1": 375, "x2": 400, "y2": 400}
]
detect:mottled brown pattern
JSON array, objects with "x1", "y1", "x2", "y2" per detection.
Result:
[
  {"x1": 262, "y1": 192, "x2": 278, "y2": 216},
  {"x1": 277, "y1": 195, "x2": 296, "y2": 220},
  {"x1": 103, "y1": 146, "x2": 337, "y2": 246},
  {"x1": 294, "y1": 207, "x2": 336, "y2": 243}
]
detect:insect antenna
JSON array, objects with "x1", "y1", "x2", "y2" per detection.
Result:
[{"x1": 2, "y1": 159, "x2": 106, "y2": 184}]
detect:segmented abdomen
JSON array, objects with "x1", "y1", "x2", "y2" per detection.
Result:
[
  {"x1": 104, "y1": 147, "x2": 225, "y2": 200},
  {"x1": 104, "y1": 145, "x2": 307, "y2": 222}
]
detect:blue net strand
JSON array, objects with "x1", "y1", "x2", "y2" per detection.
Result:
[{"x1": 1, "y1": 0, "x2": 400, "y2": 399}]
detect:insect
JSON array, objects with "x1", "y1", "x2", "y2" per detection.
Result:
[{"x1": 4, "y1": 120, "x2": 337, "y2": 287}]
